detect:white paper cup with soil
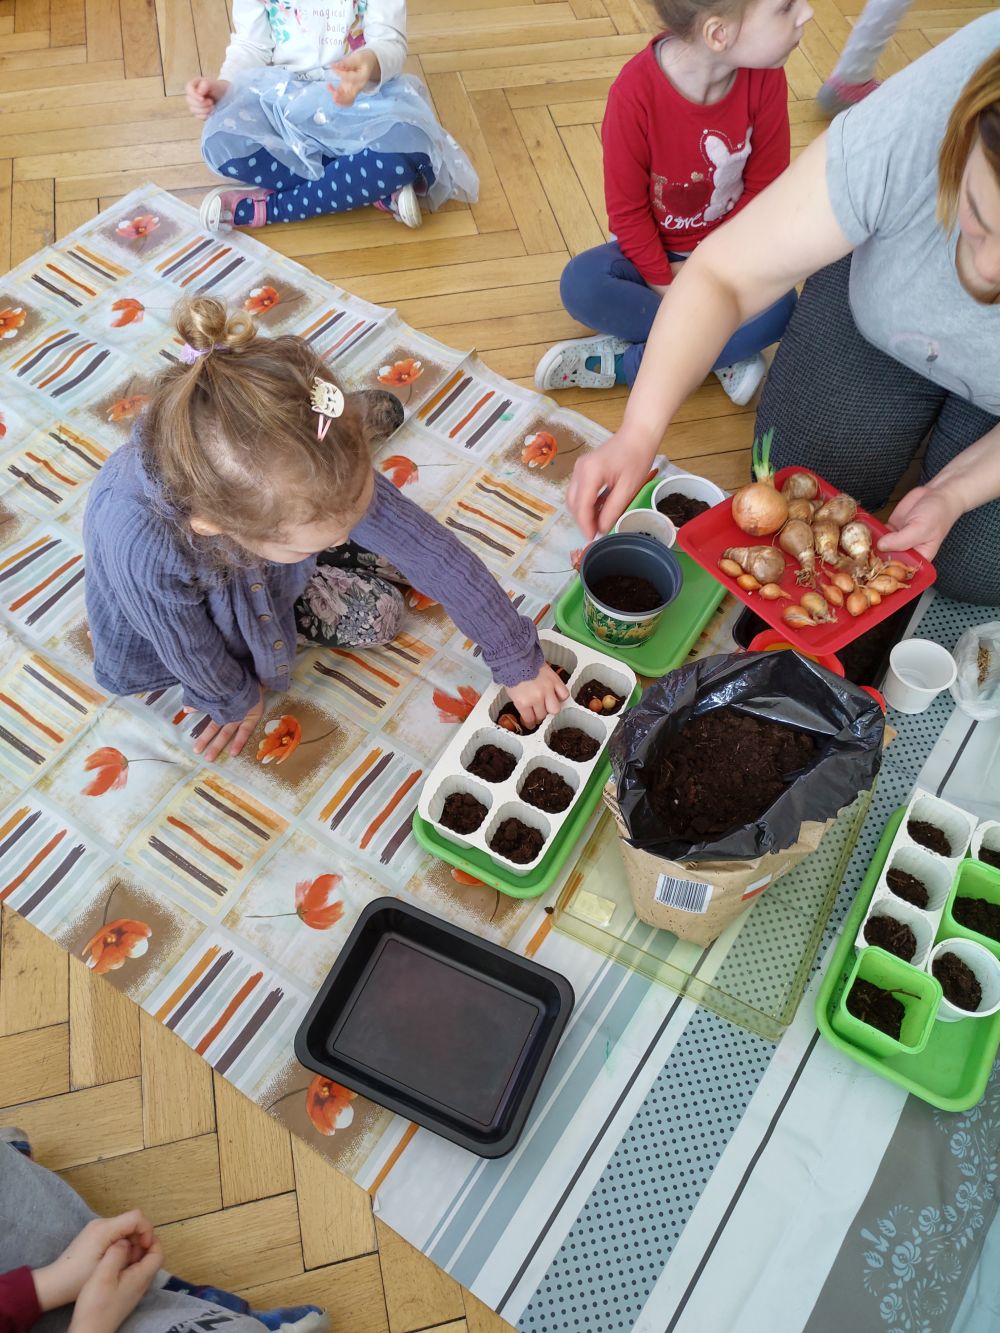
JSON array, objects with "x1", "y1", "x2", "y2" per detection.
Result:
[
  {"x1": 614, "y1": 508, "x2": 677, "y2": 549},
  {"x1": 927, "y1": 938, "x2": 1000, "y2": 1022},
  {"x1": 855, "y1": 894, "x2": 935, "y2": 969},
  {"x1": 651, "y1": 474, "x2": 726, "y2": 528},
  {"x1": 580, "y1": 533, "x2": 681, "y2": 648}
]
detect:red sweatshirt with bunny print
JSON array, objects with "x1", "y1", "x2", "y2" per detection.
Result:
[{"x1": 602, "y1": 39, "x2": 790, "y2": 286}]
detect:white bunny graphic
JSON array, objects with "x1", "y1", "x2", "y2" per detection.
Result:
[{"x1": 702, "y1": 129, "x2": 753, "y2": 222}]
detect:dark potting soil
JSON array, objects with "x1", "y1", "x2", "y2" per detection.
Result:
[
  {"x1": 978, "y1": 846, "x2": 1000, "y2": 871},
  {"x1": 547, "y1": 727, "x2": 600, "y2": 762},
  {"x1": 575, "y1": 679, "x2": 623, "y2": 715},
  {"x1": 953, "y1": 896, "x2": 1000, "y2": 943},
  {"x1": 489, "y1": 816, "x2": 545, "y2": 864},
  {"x1": 863, "y1": 914, "x2": 918, "y2": 962},
  {"x1": 886, "y1": 868, "x2": 930, "y2": 910},
  {"x1": 466, "y1": 744, "x2": 517, "y2": 784},
  {"x1": 932, "y1": 951, "x2": 982, "y2": 1011},
  {"x1": 655, "y1": 492, "x2": 710, "y2": 527},
  {"x1": 547, "y1": 661, "x2": 571, "y2": 685},
  {"x1": 647, "y1": 708, "x2": 815, "y2": 842},
  {"x1": 440, "y1": 792, "x2": 487, "y2": 835},
  {"x1": 589, "y1": 574, "x2": 662, "y2": 614},
  {"x1": 846, "y1": 978, "x2": 904, "y2": 1040},
  {"x1": 520, "y1": 767, "x2": 574, "y2": 813},
  {"x1": 907, "y1": 818, "x2": 952, "y2": 857},
  {"x1": 495, "y1": 701, "x2": 540, "y2": 736}
]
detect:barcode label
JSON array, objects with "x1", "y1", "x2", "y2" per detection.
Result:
[{"x1": 654, "y1": 874, "x2": 713, "y2": 914}]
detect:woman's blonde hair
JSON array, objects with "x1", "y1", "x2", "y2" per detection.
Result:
[
  {"x1": 142, "y1": 298, "x2": 370, "y2": 562},
  {"x1": 653, "y1": 0, "x2": 747, "y2": 41},
  {"x1": 938, "y1": 47, "x2": 1000, "y2": 227}
]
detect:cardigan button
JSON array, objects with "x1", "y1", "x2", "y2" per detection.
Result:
[
  {"x1": 273, "y1": 640, "x2": 284, "y2": 650},
  {"x1": 250, "y1": 582, "x2": 263, "y2": 593},
  {"x1": 258, "y1": 613, "x2": 272, "y2": 623}
]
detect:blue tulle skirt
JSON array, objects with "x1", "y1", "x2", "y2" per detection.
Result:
[{"x1": 202, "y1": 67, "x2": 479, "y2": 211}]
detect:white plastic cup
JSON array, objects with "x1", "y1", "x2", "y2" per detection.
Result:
[
  {"x1": 883, "y1": 640, "x2": 957, "y2": 714},
  {"x1": 927, "y1": 937, "x2": 1000, "y2": 1022},
  {"x1": 614, "y1": 508, "x2": 677, "y2": 548}
]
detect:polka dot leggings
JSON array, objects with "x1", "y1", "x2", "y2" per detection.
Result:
[{"x1": 217, "y1": 146, "x2": 435, "y2": 224}]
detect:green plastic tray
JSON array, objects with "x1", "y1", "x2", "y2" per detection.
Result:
[
  {"x1": 816, "y1": 809, "x2": 1000, "y2": 1112},
  {"x1": 554, "y1": 480, "x2": 727, "y2": 677}
]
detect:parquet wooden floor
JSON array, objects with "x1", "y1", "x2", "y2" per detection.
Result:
[{"x1": 0, "y1": 0, "x2": 969, "y2": 1327}]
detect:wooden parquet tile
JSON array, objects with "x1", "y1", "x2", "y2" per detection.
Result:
[{"x1": 0, "y1": 0, "x2": 938, "y2": 1324}]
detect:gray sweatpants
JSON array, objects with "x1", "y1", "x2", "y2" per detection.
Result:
[{"x1": 0, "y1": 1143, "x2": 264, "y2": 1333}]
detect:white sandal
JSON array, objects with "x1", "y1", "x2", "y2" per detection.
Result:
[
  {"x1": 534, "y1": 335, "x2": 629, "y2": 391},
  {"x1": 199, "y1": 185, "x2": 273, "y2": 233}
]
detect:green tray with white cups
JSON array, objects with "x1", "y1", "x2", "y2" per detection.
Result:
[
  {"x1": 817, "y1": 809, "x2": 1000, "y2": 1111},
  {"x1": 554, "y1": 477, "x2": 728, "y2": 677}
]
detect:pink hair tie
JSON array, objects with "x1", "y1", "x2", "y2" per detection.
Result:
[{"x1": 179, "y1": 343, "x2": 226, "y2": 364}]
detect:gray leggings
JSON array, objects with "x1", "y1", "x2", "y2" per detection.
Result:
[{"x1": 756, "y1": 256, "x2": 1000, "y2": 606}]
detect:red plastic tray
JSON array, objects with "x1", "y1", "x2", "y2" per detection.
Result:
[{"x1": 676, "y1": 466, "x2": 936, "y2": 655}]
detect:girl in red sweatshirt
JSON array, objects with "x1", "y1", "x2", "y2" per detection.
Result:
[{"x1": 536, "y1": 0, "x2": 812, "y2": 406}]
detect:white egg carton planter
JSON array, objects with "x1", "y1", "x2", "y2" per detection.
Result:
[
  {"x1": 856, "y1": 788, "x2": 977, "y2": 968},
  {"x1": 417, "y1": 631, "x2": 638, "y2": 877},
  {"x1": 971, "y1": 819, "x2": 1000, "y2": 866}
]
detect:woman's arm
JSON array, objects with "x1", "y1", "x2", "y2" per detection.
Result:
[
  {"x1": 567, "y1": 132, "x2": 856, "y2": 539},
  {"x1": 880, "y1": 421, "x2": 1000, "y2": 560}
]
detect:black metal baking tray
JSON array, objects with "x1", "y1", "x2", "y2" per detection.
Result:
[
  {"x1": 732, "y1": 602, "x2": 914, "y2": 687},
  {"x1": 294, "y1": 898, "x2": 574, "y2": 1158}
]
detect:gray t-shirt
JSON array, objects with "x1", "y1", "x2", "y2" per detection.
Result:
[{"x1": 826, "y1": 12, "x2": 1000, "y2": 412}]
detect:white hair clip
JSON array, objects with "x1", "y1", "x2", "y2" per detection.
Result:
[{"x1": 310, "y1": 377, "x2": 345, "y2": 441}]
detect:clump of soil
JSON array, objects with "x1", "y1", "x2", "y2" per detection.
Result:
[
  {"x1": 647, "y1": 709, "x2": 815, "y2": 842},
  {"x1": 489, "y1": 816, "x2": 544, "y2": 864},
  {"x1": 466, "y1": 744, "x2": 517, "y2": 783},
  {"x1": 547, "y1": 661, "x2": 571, "y2": 685},
  {"x1": 846, "y1": 978, "x2": 905, "y2": 1040},
  {"x1": 495, "y1": 701, "x2": 539, "y2": 736},
  {"x1": 863, "y1": 914, "x2": 918, "y2": 962},
  {"x1": 440, "y1": 791, "x2": 487, "y2": 834},
  {"x1": 547, "y1": 727, "x2": 600, "y2": 763},
  {"x1": 575, "y1": 679, "x2": 623, "y2": 715},
  {"x1": 977, "y1": 846, "x2": 1000, "y2": 871},
  {"x1": 655, "y1": 492, "x2": 710, "y2": 527},
  {"x1": 886, "y1": 868, "x2": 930, "y2": 910},
  {"x1": 589, "y1": 575, "x2": 662, "y2": 614},
  {"x1": 520, "y1": 767, "x2": 574, "y2": 813},
  {"x1": 953, "y1": 896, "x2": 1000, "y2": 943},
  {"x1": 932, "y1": 951, "x2": 982, "y2": 1011},
  {"x1": 907, "y1": 818, "x2": 952, "y2": 857}
]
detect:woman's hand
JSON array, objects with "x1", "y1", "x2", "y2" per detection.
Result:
[
  {"x1": 68, "y1": 1236, "x2": 163, "y2": 1333},
  {"x1": 184, "y1": 77, "x2": 230, "y2": 119},
  {"x1": 566, "y1": 429, "x2": 659, "y2": 542},
  {"x1": 879, "y1": 484, "x2": 964, "y2": 561},
  {"x1": 33, "y1": 1213, "x2": 156, "y2": 1312},
  {"x1": 327, "y1": 49, "x2": 381, "y2": 107},
  {"x1": 190, "y1": 685, "x2": 265, "y2": 762},
  {"x1": 507, "y1": 664, "x2": 570, "y2": 729}
]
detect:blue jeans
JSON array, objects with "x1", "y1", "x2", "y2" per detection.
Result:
[{"x1": 559, "y1": 240, "x2": 798, "y2": 385}]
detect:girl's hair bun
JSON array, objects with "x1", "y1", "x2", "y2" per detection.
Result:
[{"x1": 175, "y1": 296, "x2": 257, "y2": 354}]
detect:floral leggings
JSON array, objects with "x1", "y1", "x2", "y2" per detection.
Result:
[{"x1": 295, "y1": 543, "x2": 406, "y2": 648}]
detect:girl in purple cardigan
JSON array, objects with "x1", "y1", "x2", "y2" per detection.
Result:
[{"x1": 83, "y1": 298, "x2": 567, "y2": 763}]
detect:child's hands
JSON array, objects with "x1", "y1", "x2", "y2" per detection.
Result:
[
  {"x1": 185, "y1": 76, "x2": 230, "y2": 119},
  {"x1": 33, "y1": 1212, "x2": 156, "y2": 1312},
  {"x1": 506, "y1": 664, "x2": 570, "y2": 729},
  {"x1": 327, "y1": 49, "x2": 381, "y2": 107},
  {"x1": 190, "y1": 684, "x2": 265, "y2": 762},
  {"x1": 68, "y1": 1235, "x2": 164, "y2": 1333}
]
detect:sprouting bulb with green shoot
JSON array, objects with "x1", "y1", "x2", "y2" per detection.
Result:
[{"x1": 731, "y1": 427, "x2": 789, "y2": 536}]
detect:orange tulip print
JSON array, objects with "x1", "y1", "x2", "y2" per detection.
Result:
[
  {"x1": 110, "y1": 297, "x2": 145, "y2": 328},
  {"x1": 406, "y1": 588, "x2": 438, "y2": 611},
  {"x1": 83, "y1": 918, "x2": 152, "y2": 974},
  {"x1": 0, "y1": 308, "x2": 26, "y2": 340},
  {"x1": 82, "y1": 747, "x2": 129, "y2": 796},
  {"x1": 379, "y1": 454, "x2": 418, "y2": 488},
  {"x1": 107, "y1": 395, "x2": 150, "y2": 423},
  {"x1": 116, "y1": 214, "x2": 159, "y2": 240},
  {"x1": 306, "y1": 1075, "x2": 356, "y2": 1134},
  {"x1": 433, "y1": 685, "x2": 480, "y2": 723},
  {"x1": 256, "y1": 714, "x2": 302, "y2": 765},
  {"x1": 295, "y1": 873, "x2": 345, "y2": 930},
  {"x1": 451, "y1": 868, "x2": 487, "y2": 887},
  {"x1": 521, "y1": 431, "x2": 558, "y2": 469},
  {"x1": 245, "y1": 285, "x2": 280, "y2": 314},
  {"x1": 0, "y1": 412, "x2": 6, "y2": 439},
  {"x1": 377, "y1": 357, "x2": 423, "y2": 387}
]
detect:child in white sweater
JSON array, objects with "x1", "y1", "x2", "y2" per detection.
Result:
[{"x1": 186, "y1": 0, "x2": 477, "y2": 231}]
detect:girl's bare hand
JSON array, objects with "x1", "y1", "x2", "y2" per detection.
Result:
[
  {"x1": 68, "y1": 1236, "x2": 163, "y2": 1333},
  {"x1": 191, "y1": 686, "x2": 264, "y2": 762},
  {"x1": 506, "y1": 664, "x2": 570, "y2": 729},
  {"x1": 185, "y1": 76, "x2": 230, "y2": 119},
  {"x1": 327, "y1": 49, "x2": 381, "y2": 107}
]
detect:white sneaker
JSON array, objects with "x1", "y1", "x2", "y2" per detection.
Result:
[
  {"x1": 375, "y1": 182, "x2": 422, "y2": 228},
  {"x1": 534, "y1": 335, "x2": 628, "y2": 392},
  {"x1": 714, "y1": 353, "x2": 767, "y2": 406}
]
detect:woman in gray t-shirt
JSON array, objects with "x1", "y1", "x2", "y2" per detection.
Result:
[{"x1": 567, "y1": 13, "x2": 1000, "y2": 605}]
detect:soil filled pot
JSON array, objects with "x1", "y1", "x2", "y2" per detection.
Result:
[
  {"x1": 580, "y1": 533, "x2": 682, "y2": 648},
  {"x1": 832, "y1": 946, "x2": 941, "y2": 1058},
  {"x1": 927, "y1": 937, "x2": 1000, "y2": 1022}
]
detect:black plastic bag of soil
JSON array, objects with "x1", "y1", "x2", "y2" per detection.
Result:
[{"x1": 609, "y1": 650, "x2": 884, "y2": 863}]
